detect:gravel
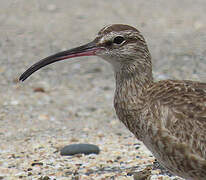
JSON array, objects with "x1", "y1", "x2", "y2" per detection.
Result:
[{"x1": 0, "y1": 0, "x2": 206, "y2": 179}]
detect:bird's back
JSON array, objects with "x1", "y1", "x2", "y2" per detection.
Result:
[{"x1": 144, "y1": 79, "x2": 206, "y2": 179}]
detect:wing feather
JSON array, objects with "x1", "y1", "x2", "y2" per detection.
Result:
[{"x1": 146, "y1": 80, "x2": 206, "y2": 159}]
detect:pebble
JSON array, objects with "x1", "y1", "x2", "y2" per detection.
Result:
[
  {"x1": 33, "y1": 87, "x2": 46, "y2": 93},
  {"x1": 60, "y1": 143, "x2": 100, "y2": 156}
]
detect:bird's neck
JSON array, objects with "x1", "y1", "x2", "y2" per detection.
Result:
[
  {"x1": 114, "y1": 61, "x2": 153, "y2": 140},
  {"x1": 115, "y1": 61, "x2": 153, "y2": 92}
]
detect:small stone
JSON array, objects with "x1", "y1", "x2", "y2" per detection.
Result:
[
  {"x1": 38, "y1": 114, "x2": 49, "y2": 121},
  {"x1": 135, "y1": 146, "x2": 140, "y2": 150},
  {"x1": 39, "y1": 176, "x2": 50, "y2": 180},
  {"x1": 103, "y1": 86, "x2": 110, "y2": 91},
  {"x1": 33, "y1": 87, "x2": 45, "y2": 93},
  {"x1": 31, "y1": 162, "x2": 43, "y2": 166},
  {"x1": 70, "y1": 137, "x2": 78, "y2": 142},
  {"x1": 60, "y1": 143, "x2": 100, "y2": 156}
]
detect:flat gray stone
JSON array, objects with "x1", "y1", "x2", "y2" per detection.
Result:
[{"x1": 60, "y1": 143, "x2": 100, "y2": 156}]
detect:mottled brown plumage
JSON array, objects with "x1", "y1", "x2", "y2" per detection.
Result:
[{"x1": 19, "y1": 24, "x2": 206, "y2": 179}]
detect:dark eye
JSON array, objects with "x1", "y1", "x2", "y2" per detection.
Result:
[{"x1": 113, "y1": 36, "x2": 125, "y2": 44}]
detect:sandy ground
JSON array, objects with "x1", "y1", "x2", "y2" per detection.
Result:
[{"x1": 0, "y1": 0, "x2": 206, "y2": 179}]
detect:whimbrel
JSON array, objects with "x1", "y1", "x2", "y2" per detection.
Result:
[{"x1": 19, "y1": 24, "x2": 206, "y2": 179}]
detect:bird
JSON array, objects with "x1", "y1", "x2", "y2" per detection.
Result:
[{"x1": 19, "y1": 24, "x2": 206, "y2": 179}]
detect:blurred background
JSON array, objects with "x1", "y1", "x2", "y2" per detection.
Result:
[{"x1": 0, "y1": 0, "x2": 206, "y2": 179}]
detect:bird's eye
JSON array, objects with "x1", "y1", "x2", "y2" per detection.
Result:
[{"x1": 113, "y1": 36, "x2": 125, "y2": 44}]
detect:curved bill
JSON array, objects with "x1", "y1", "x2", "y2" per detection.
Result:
[{"x1": 19, "y1": 41, "x2": 100, "y2": 81}]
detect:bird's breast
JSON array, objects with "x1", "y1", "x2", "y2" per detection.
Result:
[{"x1": 114, "y1": 87, "x2": 147, "y2": 140}]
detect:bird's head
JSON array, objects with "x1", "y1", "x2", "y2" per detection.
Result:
[{"x1": 19, "y1": 24, "x2": 151, "y2": 81}]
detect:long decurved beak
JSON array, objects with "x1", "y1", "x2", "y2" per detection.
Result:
[{"x1": 19, "y1": 41, "x2": 101, "y2": 81}]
